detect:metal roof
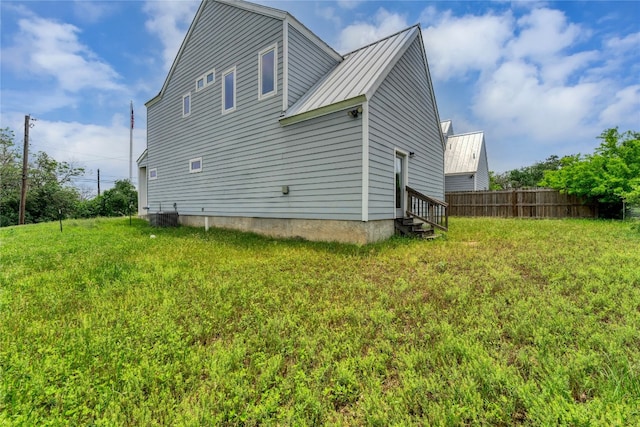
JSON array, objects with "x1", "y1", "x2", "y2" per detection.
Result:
[
  {"x1": 282, "y1": 26, "x2": 419, "y2": 122},
  {"x1": 444, "y1": 131, "x2": 485, "y2": 174},
  {"x1": 440, "y1": 120, "x2": 453, "y2": 137}
]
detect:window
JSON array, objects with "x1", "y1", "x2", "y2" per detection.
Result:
[
  {"x1": 149, "y1": 168, "x2": 157, "y2": 180},
  {"x1": 189, "y1": 157, "x2": 202, "y2": 173},
  {"x1": 196, "y1": 69, "x2": 215, "y2": 92},
  {"x1": 222, "y1": 67, "x2": 236, "y2": 113},
  {"x1": 182, "y1": 93, "x2": 191, "y2": 117},
  {"x1": 259, "y1": 44, "x2": 277, "y2": 99}
]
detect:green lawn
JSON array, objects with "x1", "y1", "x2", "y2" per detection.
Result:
[{"x1": 1, "y1": 217, "x2": 639, "y2": 425}]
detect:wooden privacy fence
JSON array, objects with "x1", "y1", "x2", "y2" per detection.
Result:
[{"x1": 445, "y1": 189, "x2": 597, "y2": 218}]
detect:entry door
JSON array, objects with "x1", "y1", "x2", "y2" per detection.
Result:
[
  {"x1": 395, "y1": 153, "x2": 406, "y2": 218},
  {"x1": 138, "y1": 166, "x2": 147, "y2": 215}
]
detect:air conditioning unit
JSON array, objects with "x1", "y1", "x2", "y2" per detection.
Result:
[{"x1": 150, "y1": 211, "x2": 179, "y2": 227}]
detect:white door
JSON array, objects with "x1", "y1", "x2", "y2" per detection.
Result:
[
  {"x1": 395, "y1": 153, "x2": 406, "y2": 218},
  {"x1": 138, "y1": 166, "x2": 147, "y2": 215}
]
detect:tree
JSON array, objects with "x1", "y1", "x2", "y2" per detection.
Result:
[
  {"x1": 76, "y1": 179, "x2": 138, "y2": 218},
  {"x1": 489, "y1": 171, "x2": 507, "y2": 190},
  {"x1": 0, "y1": 127, "x2": 87, "y2": 226},
  {"x1": 490, "y1": 155, "x2": 563, "y2": 190},
  {"x1": 541, "y1": 128, "x2": 640, "y2": 206},
  {"x1": 25, "y1": 151, "x2": 85, "y2": 223},
  {"x1": 0, "y1": 128, "x2": 21, "y2": 226},
  {"x1": 100, "y1": 179, "x2": 137, "y2": 216}
]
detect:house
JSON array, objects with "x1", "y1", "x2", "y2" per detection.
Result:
[
  {"x1": 138, "y1": 0, "x2": 447, "y2": 244},
  {"x1": 441, "y1": 120, "x2": 490, "y2": 192}
]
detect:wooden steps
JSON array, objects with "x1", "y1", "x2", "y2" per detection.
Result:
[{"x1": 394, "y1": 217, "x2": 438, "y2": 239}]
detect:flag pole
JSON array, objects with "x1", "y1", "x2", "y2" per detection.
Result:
[{"x1": 129, "y1": 100, "x2": 134, "y2": 183}]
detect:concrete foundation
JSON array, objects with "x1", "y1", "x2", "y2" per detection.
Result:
[{"x1": 149, "y1": 214, "x2": 396, "y2": 244}]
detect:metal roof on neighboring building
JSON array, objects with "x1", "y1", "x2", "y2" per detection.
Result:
[
  {"x1": 440, "y1": 120, "x2": 453, "y2": 137},
  {"x1": 282, "y1": 26, "x2": 419, "y2": 122},
  {"x1": 444, "y1": 131, "x2": 485, "y2": 174}
]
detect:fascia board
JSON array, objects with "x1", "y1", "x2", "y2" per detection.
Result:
[
  {"x1": 279, "y1": 95, "x2": 366, "y2": 126},
  {"x1": 145, "y1": 0, "x2": 208, "y2": 107},
  {"x1": 416, "y1": 29, "x2": 446, "y2": 150},
  {"x1": 136, "y1": 149, "x2": 148, "y2": 165},
  {"x1": 216, "y1": 0, "x2": 287, "y2": 19}
]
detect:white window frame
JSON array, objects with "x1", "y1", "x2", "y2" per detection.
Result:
[
  {"x1": 222, "y1": 66, "x2": 236, "y2": 114},
  {"x1": 182, "y1": 92, "x2": 191, "y2": 117},
  {"x1": 205, "y1": 69, "x2": 215, "y2": 86},
  {"x1": 258, "y1": 43, "x2": 277, "y2": 100},
  {"x1": 189, "y1": 157, "x2": 203, "y2": 174},
  {"x1": 196, "y1": 69, "x2": 215, "y2": 92},
  {"x1": 149, "y1": 168, "x2": 158, "y2": 180}
]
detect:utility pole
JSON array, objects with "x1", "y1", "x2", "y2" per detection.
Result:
[
  {"x1": 19, "y1": 115, "x2": 31, "y2": 225},
  {"x1": 97, "y1": 168, "x2": 101, "y2": 196},
  {"x1": 129, "y1": 100, "x2": 134, "y2": 184}
]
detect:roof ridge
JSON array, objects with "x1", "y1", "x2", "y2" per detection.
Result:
[
  {"x1": 448, "y1": 130, "x2": 484, "y2": 137},
  {"x1": 342, "y1": 24, "x2": 419, "y2": 57}
]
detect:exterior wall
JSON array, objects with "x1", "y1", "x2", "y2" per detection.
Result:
[
  {"x1": 146, "y1": 1, "x2": 362, "y2": 222},
  {"x1": 368, "y1": 37, "x2": 445, "y2": 220},
  {"x1": 179, "y1": 215, "x2": 395, "y2": 245},
  {"x1": 476, "y1": 140, "x2": 490, "y2": 191},
  {"x1": 444, "y1": 140, "x2": 489, "y2": 192},
  {"x1": 445, "y1": 174, "x2": 474, "y2": 192},
  {"x1": 287, "y1": 25, "x2": 339, "y2": 109}
]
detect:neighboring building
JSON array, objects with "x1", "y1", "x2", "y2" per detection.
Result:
[
  {"x1": 441, "y1": 120, "x2": 490, "y2": 192},
  {"x1": 138, "y1": 0, "x2": 446, "y2": 244}
]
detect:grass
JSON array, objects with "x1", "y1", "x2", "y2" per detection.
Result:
[{"x1": 1, "y1": 217, "x2": 639, "y2": 425}]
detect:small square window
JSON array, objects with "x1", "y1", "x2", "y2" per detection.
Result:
[
  {"x1": 197, "y1": 70, "x2": 214, "y2": 91},
  {"x1": 189, "y1": 157, "x2": 202, "y2": 173},
  {"x1": 149, "y1": 168, "x2": 158, "y2": 180},
  {"x1": 182, "y1": 93, "x2": 191, "y2": 117}
]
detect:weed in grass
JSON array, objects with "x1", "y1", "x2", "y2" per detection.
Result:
[{"x1": 1, "y1": 217, "x2": 639, "y2": 425}]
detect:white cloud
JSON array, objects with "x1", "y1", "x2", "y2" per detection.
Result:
[
  {"x1": 599, "y1": 85, "x2": 640, "y2": 127},
  {"x1": 143, "y1": 0, "x2": 199, "y2": 72},
  {"x1": 540, "y1": 50, "x2": 599, "y2": 84},
  {"x1": 315, "y1": 5, "x2": 342, "y2": 28},
  {"x1": 604, "y1": 31, "x2": 640, "y2": 52},
  {"x1": 420, "y1": 3, "x2": 638, "y2": 170},
  {"x1": 1, "y1": 89, "x2": 77, "y2": 116},
  {"x1": 2, "y1": 15, "x2": 123, "y2": 94},
  {"x1": 337, "y1": 0, "x2": 364, "y2": 10},
  {"x1": 73, "y1": 1, "x2": 115, "y2": 24},
  {"x1": 506, "y1": 8, "x2": 584, "y2": 61},
  {"x1": 336, "y1": 8, "x2": 409, "y2": 53},
  {"x1": 25, "y1": 117, "x2": 147, "y2": 189},
  {"x1": 473, "y1": 60, "x2": 602, "y2": 142},
  {"x1": 422, "y1": 11, "x2": 513, "y2": 80}
]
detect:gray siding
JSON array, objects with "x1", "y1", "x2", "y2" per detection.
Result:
[
  {"x1": 445, "y1": 174, "x2": 474, "y2": 192},
  {"x1": 444, "y1": 140, "x2": 489, "y2": 192},
  {"x1": 287, "y1": 25, "x2": 340, "y2": 109},
  {"x1": 368, "y1": 37, "x2": 444, "y2": 220},
  {"x1": 147, "y1": 2, "x2": 362, "y2": 220},
  {"x1": 476, "y1": 141, "x2": 489, "y2": 190}
]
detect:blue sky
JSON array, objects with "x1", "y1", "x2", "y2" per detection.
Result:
[{"x1": 1, "y1": 0, "x2": 638, "y2": 192}]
